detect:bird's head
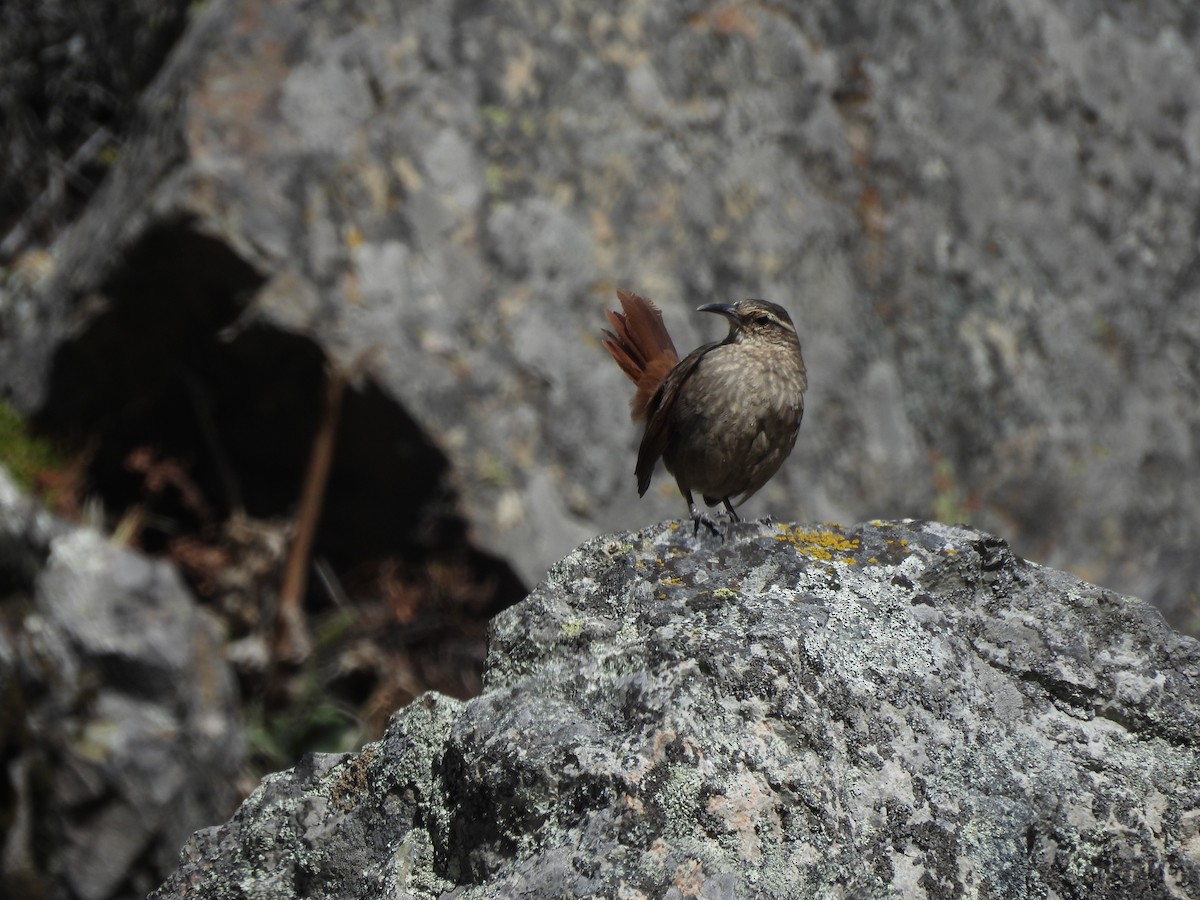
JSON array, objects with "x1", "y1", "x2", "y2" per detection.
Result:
[{"x1": 697, "y1": 299, "x2": 798, "y2": 346}]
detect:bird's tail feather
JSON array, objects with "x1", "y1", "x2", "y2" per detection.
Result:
[{"x1": 600, "y1": 289, "x2": 679, "y2": 421}]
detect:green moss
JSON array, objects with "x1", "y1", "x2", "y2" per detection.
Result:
[
  {"x1": 0, "y1": 400, "x2": 63, "y2": 490},
  {"x1": 477, "y1": 450, "x2": 512, "y2": 487},
  {"x1": 97, "y1": 143, "x2": 120, "y2": 167},
  {"x1": 481, "y1": 105, "x2": 511, "y2": 128},
  {"x1": 314, "y1": 607, "x2": 359, "y2": 649},
  {"x1": 484, "y1": 163, "x2": 507, "y2": 198},
  {"x1": 931, "y1": 457, "x2": 970, "y2": 525}
]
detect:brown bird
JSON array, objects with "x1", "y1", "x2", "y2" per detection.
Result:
[{"x1": 601, "y1": 289, "x2": 807, "y2": 536}]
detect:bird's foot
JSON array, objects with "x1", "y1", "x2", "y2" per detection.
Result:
[
  {"x1": 689, "y1": 507, "x2": 724, "y2": 538},
  {"x1": 720, "y1": 498, "x2": 742, "y2": 524},
  {"x1": 684, "y1": 492, "x2": 724, "y2": 537}
]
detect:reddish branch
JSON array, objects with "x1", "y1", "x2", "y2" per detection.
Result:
[{"x1": 274, "y1": 363, "x2": 345, "y2": 664}]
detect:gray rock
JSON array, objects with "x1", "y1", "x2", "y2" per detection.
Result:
[
  {"x1": 0, "y1": 469, "x2": 245, "y2": 900},
  {"x1": 1, "y1": 0, "x2": 1199, "y2": 630},
  {"x1": 153, "y1": 520, "x2": 1200, "y2": 899}
]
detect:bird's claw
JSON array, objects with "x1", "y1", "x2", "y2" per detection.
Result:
[
  {"x1": 721, "y1": 499, "x2": 742, "y2": 524},
  {"x1": 691, "y1": 510, "x2": 724, "y2": 538}
]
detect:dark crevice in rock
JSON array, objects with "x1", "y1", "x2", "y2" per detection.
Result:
[
  {"x1": 0, "y1": 532, "x2": 46, "y2": 606},
  {"x1": 33, "y1": 232, "x2": 509, "y2": 584},
  {"x1": 35, "y1": 215, "x2": 263, "y2": 441},
  {"x1": 26, "y1": 216, "x2": 526, "y2": 754}
]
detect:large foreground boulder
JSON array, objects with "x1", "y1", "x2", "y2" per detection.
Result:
[
  {"x1": 3, "y1": 0, "x2": 1200, "y2": 628},
  {"x1": 153, "y1": 520, "x2": 1200, "y2": 898}
]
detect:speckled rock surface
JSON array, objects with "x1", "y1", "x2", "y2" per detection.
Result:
[{"x1": 153, "y1": 520, "x2": 1200, "y2": 899}]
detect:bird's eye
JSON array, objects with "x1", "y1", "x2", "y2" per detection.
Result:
[{"x1": 753, "y1": 314, "x2": 774, "y2": 327}]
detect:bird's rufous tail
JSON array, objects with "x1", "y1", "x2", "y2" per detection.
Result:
[{"x1": 600, "y1": 290, "x2": 679, "y2": 421}]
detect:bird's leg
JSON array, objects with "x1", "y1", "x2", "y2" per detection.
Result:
[
  {"x1": 721, "y1": 498, "x2": 741, "y2": 523},
  {"x1": 685, "y1": 490, "x2": 723, "y2": 537}
]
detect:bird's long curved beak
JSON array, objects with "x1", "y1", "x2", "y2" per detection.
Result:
[{"x1": 697, "y1": 302, "x2": 737, "y2": 321}]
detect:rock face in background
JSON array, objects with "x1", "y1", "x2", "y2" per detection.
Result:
[
  {"x1": 0, "y1": 0, "x2": 1197, "y2": 632},
  {"x1": 0, "y1": 470, "x2": 245, "y2": 900},
  {"x1": 152, "y1": 520, "x2": 1200, "y2": 899}
]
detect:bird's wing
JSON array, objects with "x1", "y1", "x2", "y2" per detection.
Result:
[{"x1": 634, "y1": 342, "x2": 716, "y2": 496}]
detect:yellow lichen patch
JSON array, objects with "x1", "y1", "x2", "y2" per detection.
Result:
[
  {"x1": 773, "y1": 525, "x2": 861, "y2": 564},
  {"x1": 660, "y1": 574, "x2": 683, "y2": 587}
]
